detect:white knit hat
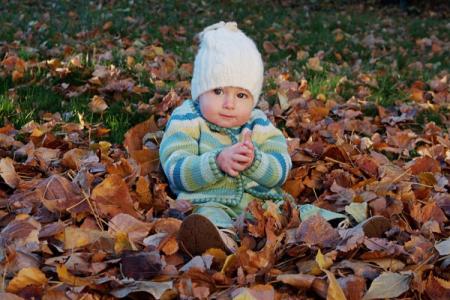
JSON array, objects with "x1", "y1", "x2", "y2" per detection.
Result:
[{"x1": 191, "y1": 21, "x2": 264, "y2": 107}]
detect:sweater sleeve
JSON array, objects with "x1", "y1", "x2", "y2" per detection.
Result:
[
  {"x1": 242, "y1": 116, "x2": 292, "y2": 189},
  {"x1": 159, "y1": 107, "x2": 225, "y2": 193}
]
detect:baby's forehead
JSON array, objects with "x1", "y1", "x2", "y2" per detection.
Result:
[{"x1": 217, "y1": 86, "x2": 251, "y2": 93}]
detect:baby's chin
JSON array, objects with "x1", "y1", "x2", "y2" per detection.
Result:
[{"x1": 213, "y1": 118, "x2": 247, "y2": 128}]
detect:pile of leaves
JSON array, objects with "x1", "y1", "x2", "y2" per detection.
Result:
[
  {"x1": 0, "y1": 67, "x2": 449, "y2": 299},
  {"x1": 0, "y1": 1, "x2": 450, "y2": 299}
]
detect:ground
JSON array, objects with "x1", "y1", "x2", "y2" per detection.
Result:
[{"x1": 0, "y1": 0, "x2": 449, "y2": 299}]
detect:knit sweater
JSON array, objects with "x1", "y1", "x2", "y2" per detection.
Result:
[{"x1": 159, "y1": 99, "x2": 292, "y2": 207}]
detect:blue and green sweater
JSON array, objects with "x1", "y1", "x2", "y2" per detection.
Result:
[{"x1": 159, "y1": 99, "x2": 292, "y2": 209}]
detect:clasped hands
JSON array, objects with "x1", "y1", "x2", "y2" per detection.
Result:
[{"x1": 216, "y1": 129, "x2": 254, "y2": 177}]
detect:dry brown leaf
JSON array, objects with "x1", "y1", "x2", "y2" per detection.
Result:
[
  {"x1": 0, "y1": 157, "x2": 20, "y2": 188},
  {"x1": 232, "y1": 284, "x2": 275, "y2": 300},
  {"x1": 307, "y1": 57, "x2": 323, "y2": 72},
  {"x1": 277, "y1": 273, "x2": 316, "y2": 289},
  {"x1": 338, "y1": 275, "x2": 365, "y2": 300},
  {"x1": 91, "y1": 174, "x2": 140, "y2": 219},
  {"x1": 410, "y1": 156, "x2": 441, "y2": 175},
  {"x1": 136, "y1": 175, "x2": 152, "y2": 206},
  {"x1": 6, "y1": 267, "x2": 48, "y2": 293},
  {"x1": 425, "y1": 273, "x2": 450, "y2": 300},
  {"x1": 88, "y1": 95, "x2": 108, "y2": 113},
  {"x1": 262, "y1": 41, "x2": 278, "y2": 54},
  {"x1": 153, "y1": 217, "x2": 181, "y2": 235},
  {"x1": 64, "y1": 227, "x2": 113, "y2": 250},
  {"x1": 0, "y1": 293, "x2": 25, "y2": 300},
  {"x1": 160, "y1": 235, "x2": 179, "y2": 255},
  {"x1": 324, "y1": 270, "x2": 347, "y2": 300},
  {"x1": 247, "y1": 200, "x2": 266, "y2": 238},
  {"x1": 61, "y1": 148, "x2": 90, "y2": 170},
  {"x1": 108, "y1": 213, "x2": 152, "y2": 244},
  {"x1": 296, "y1": 214, "x2": 340, "y2": 248},
  {"x1": 37, "y1": 175, "x2": 87, "y2": 214}
]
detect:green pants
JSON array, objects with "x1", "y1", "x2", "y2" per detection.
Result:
[{"x1": 192, "y1": 193, "x2": 349, "y2": 229}]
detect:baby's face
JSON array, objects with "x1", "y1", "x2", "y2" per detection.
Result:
[{"x1": 199, "y1": 87, "x2": 254, "y2": 128}]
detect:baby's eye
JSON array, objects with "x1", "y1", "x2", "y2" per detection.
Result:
[
  {"x1": 237, "y1": 92, "x2": 248, "y2": 99},
  {"x1": 213, "y1": 88, "x2": 224, "y2": 95}
]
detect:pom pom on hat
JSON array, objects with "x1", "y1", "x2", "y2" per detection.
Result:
[{"x1": 191, "y1": 21, "x2": 264, "y2": 107}]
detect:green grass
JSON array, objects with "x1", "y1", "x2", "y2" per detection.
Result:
[{"x1": 0, "y1": 0, "x2": 448, "y2": 143}]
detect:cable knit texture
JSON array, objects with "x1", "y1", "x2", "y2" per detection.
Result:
[
  {"x1": 159, "y1": 100, "x2": 292, "y2": 207},
  {"x1": 191, "y1": 21, "x2": 264, "y2": 107}
]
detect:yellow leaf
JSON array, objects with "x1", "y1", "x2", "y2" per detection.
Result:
[
  {"x1": 316, "y1": 249, "x2": 333, "y2": 270},
  {"x1": 205, "y1": 248, "x2": 227, "y2": 267},
  {"x1": 233, "y1": 290, "x2": 257, "y2": 300},
  {"x1": 6, "y1": 267, "x2": 48, "y2": 293},
  {"x1": 221, "y1": 254, "x2": 237, "y2": 273},
  {"x1": 324, "y1": 270, "x2": 347, "y2": 300},
  {"x1": 56, "y1": 264, "x2": 91, "y2": 286},
  {"x1": 64, "y1": 227, "x2": 112, "y2": 249},
  {"x1": 99, "y1": 140, "x2": 112, "y2": 155},
  {"x1": 114, "y1": 231, "x2": 132, "y2": 254}
]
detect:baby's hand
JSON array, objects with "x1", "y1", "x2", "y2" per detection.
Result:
[{"x1": 216, "y1": 130, "x2": 254, "y2": 177}]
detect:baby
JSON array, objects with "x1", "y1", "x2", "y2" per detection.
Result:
[{"x1": 159, "y1": 21, "x2": 292, "y2": 255}]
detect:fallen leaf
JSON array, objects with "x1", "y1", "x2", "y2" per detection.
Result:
[
  {"x1": 316, "y1": 249, "x2": 333, "y2": 270},
  {"x1": 88, "y1": 95, "x2": 108, "y2": 113},
  {"x1": 121, "y1": 251, "x2": 162, "y2": 280},
  {"x1": 296, "y1": 214, "x2": 340, "y2": 248},
  {"x1": 338, "y1": 275, "x2": 365, "y2": 300},
  {"x1": 435, "y1": 238, "x2": 450, "y2": 255},
  {"x1": 56, "y1": 264, "x2": 91, "y2": 286},
  {"x1": 307, "y1": 57, "x2": 323, "y2": 72},
  {"x1": 124, "y1": 117, "x2": 159, "y2": 152},
  {"x1": 277, "y1": 273, "x2": 316, "y2": 289},
  {"x1": 111, "y1": 280, "x2": 173, "y2": 298},
  {"x1": 6, "y1": 267, "x2": 48, "y2": 293},
  {"x1": 64, "y1": 227, "x2": 113, "y2": 250},
  {"x1": 425, "y1": 273, "x2": 450, "y2": 300},
  {"x1": 0, "y1": 157, "x2": 20, "y2": 188},
  {"x1": 91, "y1": 174, "x2": 140, "y2": 218},
  {"x1": 61, "y1": 148, "x2": 90, "y2": 170},
  {"x1": 108, "y1": 213, "x2": 152, "y2": 245},
  {"x1": 363, "y1": 272, "x2": 411, "y2": 299},
  {"x1": 324, "y1": 269, "x2": 347, "y2": 300},
  {"x1": 232, "y1": 284, "x2": 275, "y2": 300}
]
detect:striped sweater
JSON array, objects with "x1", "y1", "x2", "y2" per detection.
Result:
[{"x1": 159, "y1": 99, "x2": 292, "y2": 207}]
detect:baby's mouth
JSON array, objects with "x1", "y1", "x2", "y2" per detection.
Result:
[{"x1": 219, "y1": 114, "x2": 235, "y2": 119}]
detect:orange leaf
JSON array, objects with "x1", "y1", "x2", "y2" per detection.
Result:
[
  {"x1": 160, "y1": 235, "x2": 179, "y2": 255},
  {"x1": 136, "y1": 176, "x2": 152, "y2": 205},
  {"x1": 61, "y1": 148, "x2": 89, "y2": 170},
  {"x1": 124, "y1": 117, "x2": 159, "y2": 152},
  {"x1": 410, "y1": 156, "x2": 441, "y2": 175},
  {"x1": 91, "y1": 174, "x2": 140, "y2": 219}
]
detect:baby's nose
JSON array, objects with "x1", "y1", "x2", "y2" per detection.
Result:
[{"x1": 222, "y1": 95, "x2": 235, "y2": 109}]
